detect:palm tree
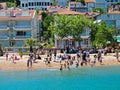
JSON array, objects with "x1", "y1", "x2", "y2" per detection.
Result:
[{"x1": 26, "y1": 38, "x2": 36, "y2": 52}]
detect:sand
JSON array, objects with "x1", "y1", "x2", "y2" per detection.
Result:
[{"x1": 0, "y1": 53, "x2": 120, "y2": 71}]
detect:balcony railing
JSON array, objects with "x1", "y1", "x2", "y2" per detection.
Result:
[
  {"x1": 13, "y1": 36, "x2": 31, "y2": 40},
  {"x1": 13, "y1": 26, "x2": 32, "y2": 30},
  {"x1": 81, "y1": 36, "x2": 89, "y2": 39},
  {"x1": 0, "y1": 36, "x2": 9, "y2": 40},
  {"x1": 0, "y1": 26, "x2": 9, "y2": 30}
]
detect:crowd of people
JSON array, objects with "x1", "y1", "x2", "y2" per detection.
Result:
[{"x1": 3, "y1": 47, "x2": 120, "y2": 70}]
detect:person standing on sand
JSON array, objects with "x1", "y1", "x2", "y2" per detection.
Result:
[
  {"x1": 27, "y1": 55, "x2": 33, "y2": 68},
  {"x1": 99, "y1": 56, "x2": 102, "y2": 64},
  {"x1": 20, "y1": 52, "x2": 23, "y2": 59},
  {"x1": 5, "y1": 51, "x2": 9, "y2": 61},
  {"x1": 116, "y1": 50, "x2": 120, "y2": 62},
  {"x1": 98, "y1": 50, "x2": 102, "y2": 62},
  {"x1": 66, "y1": 61, "x2": 70, "y2": 70},
  {"x1": 93, "y1": 55, "x2": 97, "y2": 65},
  {"x1": 11, "y1": 54, "x2": 15, "y2": 63}
]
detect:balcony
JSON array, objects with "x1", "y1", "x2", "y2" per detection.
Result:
[
  {"x1": 13, "y1": 25, "x2": 32, "y2": 30},
  {"x1": 13, "y1": 36, "x2": 31, "y2": 40},
  {"x1": 0, "y1": 36, "x2": 9, "y2": 40},
  {"x1": 0, "y1": 26, "x2": 9, "y2": 30}
]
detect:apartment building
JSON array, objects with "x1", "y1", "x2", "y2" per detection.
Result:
[
  {"x1": 69, "y1": 0, "x2": 95, "y2": 12},
  {"x1": 97, "y1": 3, "x2": 120, "y2": 28},
  {"x1": 0, "y1": 3, "x2": 38, "y2": 48},
  {"x1": 95, "y1": 0, "x2": 120, "y2": 12},
  {"x1": 20, "y1": 0, "x2": 69, "y2": 10}
]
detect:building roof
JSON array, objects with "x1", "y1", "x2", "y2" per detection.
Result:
[
  {"x1": 56, "y1": 10, "x2": 100, "y2": 18},
  {"x1": 107, "y1": 4, "x2": 120, "y2": 14},
  {"x1": 56, "y1": 10, "x2": 82, "y2": 15},
  {"x1": 69, "y1": 2, "x2": 80, "y2": 4},
  {"x1": 85, "y1": 0, "x2": 95, "y2": 3},
  {"x1": 107, "y1": 11, "x2": 120, "y2": 14},
  {"x1": 0, "y1": 9, "x2": 35, "y2": 21},
  {"x1": 48, "y1": 6, "x2": 69, "y2": 13},
  {"x1": 81, "y1": 12, "x2": 100, "y2": 18}
]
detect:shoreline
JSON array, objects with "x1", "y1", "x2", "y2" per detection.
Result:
[
  {"x1": 0, "y1": 53, "x2": 120, "y2": 71},
  {"x1": 0, "y1": 63, "x2": 120, "y2": 72},
  {"x1": 0, "y1": 60, "x2": 120, "y2": 71}
]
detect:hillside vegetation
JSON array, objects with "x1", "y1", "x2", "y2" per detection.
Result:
[{"x1": 0, "y1": 0, "x2": 20, "y2": 7}]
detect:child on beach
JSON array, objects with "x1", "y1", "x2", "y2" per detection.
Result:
[
  {"x1": 99, "y1": 56, "x2": 103, "y2": 64},
  {"x1": 60, "y1": 64, "x2": 63, "y2": 71},
  {"x1": 76, "y1": 61, "x2": 79, "y2": 68},
  {"x1": 93, "y1": 55, "x2": 97, "y2": 65}
]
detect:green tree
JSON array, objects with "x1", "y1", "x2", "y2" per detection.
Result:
[
  {"x1": 26, "y1": 38, "x2": 36, "y2": 52},
  {"x1": 43, "y1": 15, "x2": 54, "y2": 43},
  {"x1": 0, "y1": 0, "x2": 20, "y2": 6},
  {"x1": 6, "y1": 2, "x2": 16, "y2": 7},
  {"x1": 49, "y1": 15, "x2": 92, "y2": 46},
  {"x1": 90, "y1": 23, "x2": 99, "y2": 45},
  {"x1": 90, "y1": 21, "x2": 116, "y2": 48},
  {"x1": 41, "y1": 12, "x2": 48, "y2": 41},
  {"x1": 41, "y1": 12, "x2": 48, "y2": 20},
  {"x1": 93, "y1": 8, "x2": 105, "y2": 14},
  {"x1": 53, "y1": 0, "x2": 57, "y2": 6},
  {"x1": 41, "y1": 12, "x2": 54, "y2": 43}
]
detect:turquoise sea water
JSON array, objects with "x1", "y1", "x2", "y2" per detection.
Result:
[{"x1": 0, "y1": 66, "x2": 120, "y2": 90}]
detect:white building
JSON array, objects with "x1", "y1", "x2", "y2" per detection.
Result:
[
  {"x1": 54, "y1": 10, "x2": 100, "y2": 48},
  {"x1": 95, "y1": 0, "x2": 120, "y2": 12},
  {"x1": 97, "y1": 4, "x2": 120, "y2": 28},
  {"x1": 0, "y1": 3, "x2": 39, "y2": 48},
  {"x1": 20, "y1": 0, "x2": 69, "y2": 10},
  {"x1": 69, "y1": 0, "x2": 95, "y2": 12},
  {"x1": 57, "y1": 0, "x2": 69, "y2": 7}
]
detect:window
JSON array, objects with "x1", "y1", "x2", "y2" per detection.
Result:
[
  {"x1": 35, "y1": 2, "x2": 36, "y2": 6},
  {"x1": 39, "y1": 2, "x2": 41, "y2": 5},
  {"x1": 29, "y1": 2, "x2": 31, "y2": 6},
  {"x1": 84, "y1": 39, "x2": 88, "y2": 45},
  {"x1": 10, "y1": 41, "x2": 15, "y2": 47},
  {"x1": 25, "y1": 4, "x2": 28, "y2": 7},
  {"x1": 45, "y1": 8, "x2": 47, "y2": 10},
  {"x1": 37, "y1": 2, "x2": 39, "y2": 6},
  {"x1": 32, "y1": 2, "x2": 33, "y2": 6},
  {"x1": 48, "y1": 2, "x2": 49, "y2": 6},
  {"x1": 45, "y1": 2, "x2": 46, "y2": 6},
  {"x1": 16, "y1": 31, "x2": 26, "y2": 36},
  {"x1": 42, "y1": 2, "x2": 43, "y2": 6},
  {"x1": 22, "y1": 3, "x2": 24, "y2": 7},
  {"x1": 50, "y1": 3, "x2": 52, "y2": 6}
]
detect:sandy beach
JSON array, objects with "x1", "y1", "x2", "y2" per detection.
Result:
[{"x1": 0, "y1": 53, "x2": 120, "y2": 71}]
